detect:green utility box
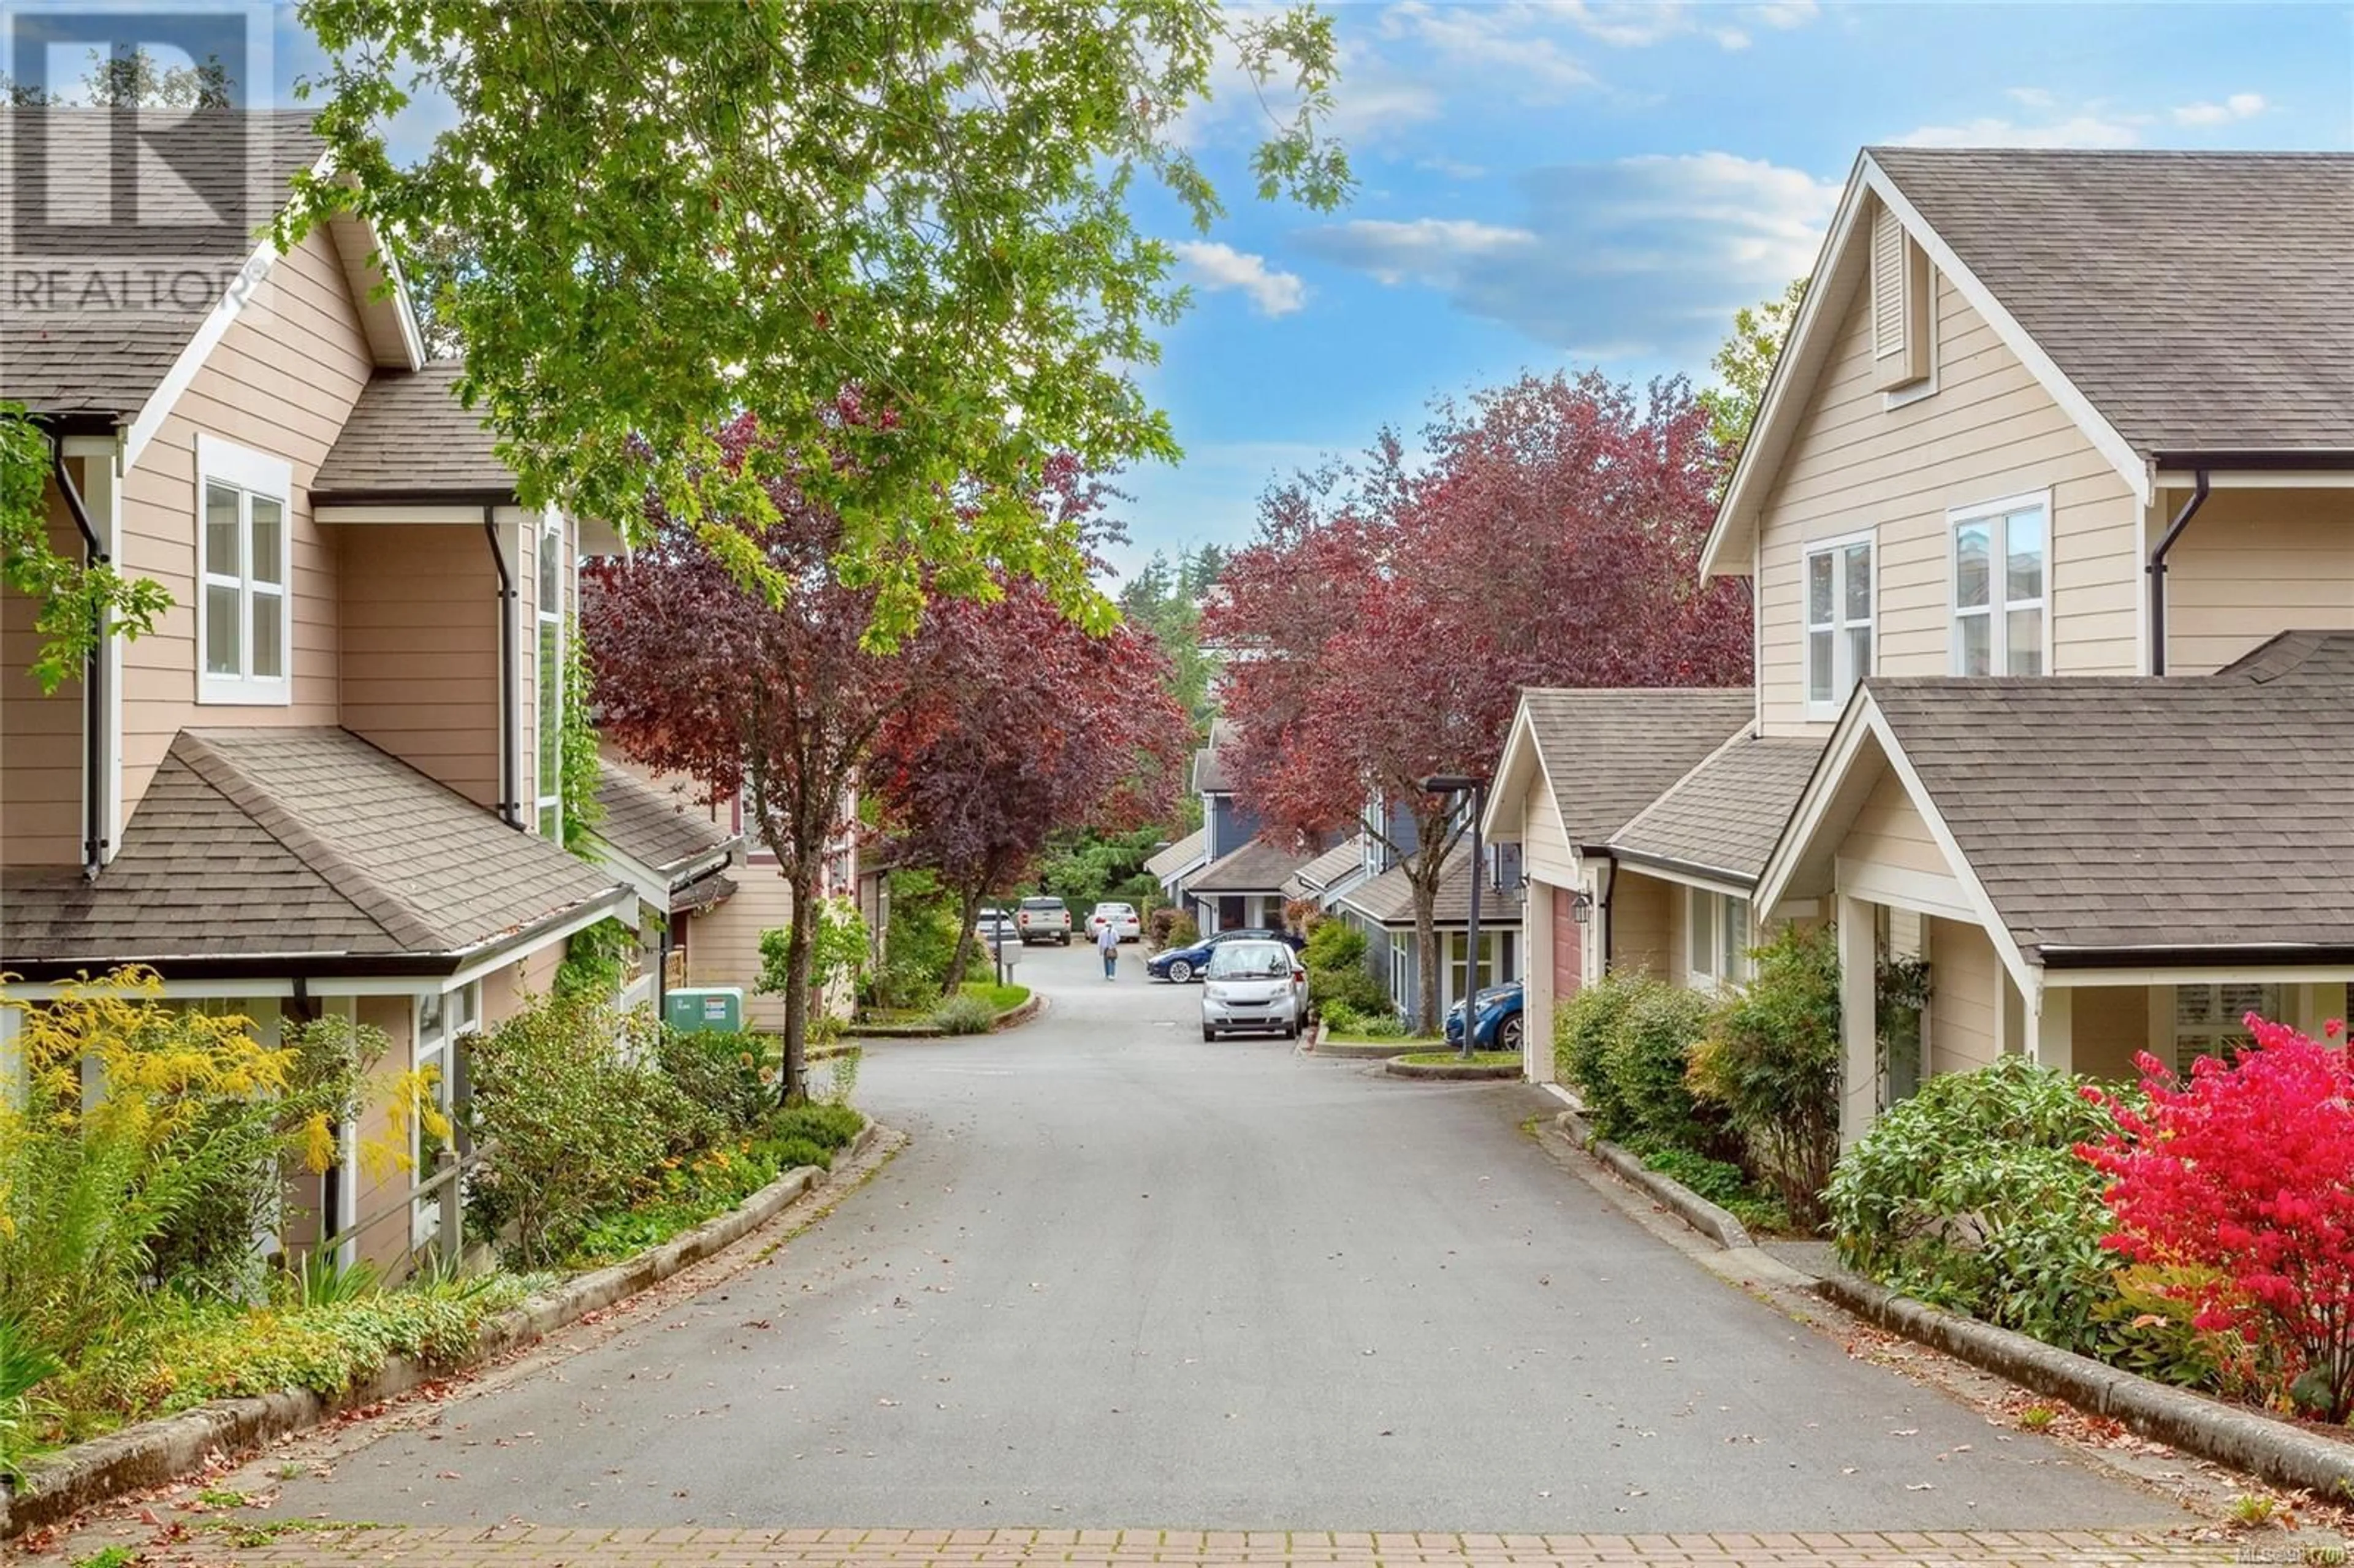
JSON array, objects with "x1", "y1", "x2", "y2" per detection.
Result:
[{"x1": 665, "y1": 986, "x2": 744, "y2": 1034}]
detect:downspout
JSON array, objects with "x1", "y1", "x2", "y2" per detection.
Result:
[
  {"x1": 1592, "y1": 852, "x2": 1618, "y2": 973},
  {"x1": 2145, "y1": 470, "x2": 2210, "y2": 677},
  {"x1": 50, "y1": 436, "x2": 107, "y2": 881},
  {"x1": 482, "y1": 509, "x2": 522, "y2": 828}
]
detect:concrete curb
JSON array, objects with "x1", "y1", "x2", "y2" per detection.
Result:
[
  {"x1": 2, "y1": 1121, "x2": 886, "y2": 1539},
  {"x1": 1815, "y1": 1271, "x2": 2354, "y2": 1501},
  {"x1": 1385, "y1": 1057, "x2": 1520, "y2": 1081},
  {"x1": 842, "y1": 994, "x2": 1042, "y2": 1040},
  {"x1": 1315, "y1": 1039, "x2": 1422, "y2": 1060},
  {"x1": 1553, "y1": 1110, "x2": 1754, "y2": 1251}
]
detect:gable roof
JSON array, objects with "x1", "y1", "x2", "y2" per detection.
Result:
[
  {"x1": 313, "y1": 361, "x2": 517, "y2": 498},
  {"x1": 1189, "y1": 833, "x2": 1315, "y2": 896},
  {"x1": 1509, "y1": 688, "x2": 1756, "y2": 847},
  {"x1": 1286, "y1": 835, "x2": 1366, "y2": 895},
  {"x1": 1338, "y1": 843, "x2": 1525, "y2": 929},
  {"x1": 1192, "y1": 718, "x2": 1237, "y2": 794},
  {"x1": 1852, "y1": 630, "x2": 2354, "y2": 964},
  {"x1": 1869, "y1": 148, "x2": 2354, "y2": 462},
  {"x1": 1703, "y1": 147, "x2": 2354, "y2": 580},
  {"x1": 2, "y1": 727, "x2": 628, "y2": 977},
  {"x1": 589, "y1": 762, "x2": 734, "y2": 880},
  {"x1": 1, "y1": 108, "x2": 417, "y2": 424},
  {"x1": 1145, "y1": 826, "x2": 1208, "y2": 882},
  {"x1": 1607, "y1": 732, "x2": 1826, "y2": 887}
]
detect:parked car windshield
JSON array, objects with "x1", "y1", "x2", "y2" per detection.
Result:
[{"x1": 1207, "y1": 941, "x2": 1293, "y2": 980}]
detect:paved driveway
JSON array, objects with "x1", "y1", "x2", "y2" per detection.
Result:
[{"x1": 262, "y1": 942, "x2": 2184, "y2": 1536}]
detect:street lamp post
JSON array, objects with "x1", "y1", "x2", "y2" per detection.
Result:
[{"x1": 1420, "y1": 772, "x2": 1486, "y2": 1059}]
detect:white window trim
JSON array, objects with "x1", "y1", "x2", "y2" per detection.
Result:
[
  {"x1": 411, "y1": 980, "x2": 479, "y2": 1246},
  {"x1": 534, "y1": 516, "x2": 565, "y2": 839},
  {"x1": 1802, "y1": 527, "x2": 1876, "y2": 722},
  {"x1": 194, "y1": 433, "x2": 294, "y2": 707},
  {"x1": 1946, "y1": 489, "x2": 2053, "y2": 679},
  {"x1": 1686, "y1": 888, "x2": 1753, "y2": 992}
]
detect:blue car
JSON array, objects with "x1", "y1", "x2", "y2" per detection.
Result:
[
  {"x1": 1445, "y1": 981, "x2": 1526, "y2": 1052},
  {"x1": 1148, "y1": 926, "x2": 1299, "y2": 983}
]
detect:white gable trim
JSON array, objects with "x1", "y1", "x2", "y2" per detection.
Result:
[
  {"x1": 1701, "y1": 151, "x2": 2153, "y2": 582},
  {"x1": 1860, "y1": 158, "x2": 2148, "y2": 509},
  {"x1": 120, "y1": 225, "x2": 286, "y2": 472},
  {"x1": 1480, "y1": 700, "x2": 1548, "y2": 842},
  {"x1": 1754, "y1": 688, "x2": 2037, "y2": 999}
]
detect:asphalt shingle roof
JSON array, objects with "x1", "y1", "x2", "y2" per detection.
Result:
[
  {"x1": 1868, "y1": 631, "x2": 2354, "y2": 961},
  {"x1": 313, "y1": 360, "x2": 516, "y2": 497},
  {"x1": 1341, "y1": 843, "x2": 1525, "y2": 929},
  {"x1": 591, "y1": 763, "x2": 733, "y2": 879},
  {"x1": 1608, "y1": 733, "x2": 1826, "y2": 885},
  {"x1": 1191, "y1": 718, "x2": 1240, "y2": 794},
  {"x1": 1518, "y1": 688, "x2": 1756, "y2": 847},
  {"x1": 1145, "y1": 826, "x2": 1208, "y2": 881},
  {"x1": 2, "y1": 727, "x2": 626, "y2": 970},
  {"x1": 1189, "y1": 834, "x2": 1316, "y2": 896},
  {"x1": 0, "y1": 109, "x2": 325, "y2": 416},
  {"x1": 1284, "y1": 835, "x2": 1366, "y2": 898},
  {"x1": 1870, "y1": 147, "x2": 2354, "y2": 457}
]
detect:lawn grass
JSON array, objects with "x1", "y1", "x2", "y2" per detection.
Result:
[
  {"x1": 959, "y1": 980, "x2": 1030, "y2": 1013},
  {"x1": 1395, "y1": 1049, "x2": 1520, "y2": 1067},
  {"x1": 1329, "y1": 1032, "x2": 1442, "y2": 1047}
]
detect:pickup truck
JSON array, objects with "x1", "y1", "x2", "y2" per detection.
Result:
[{"x1": 1015, "y1": 896, "x2": 1073, "y2": 946}]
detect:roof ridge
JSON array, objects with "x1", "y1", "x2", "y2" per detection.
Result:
[
  {"x1": 1607, "y1": 724, "x2": 1756, "y2": 841},
  {"x1": 170, "y1": 730, "x2": 446, "y2": 951}
]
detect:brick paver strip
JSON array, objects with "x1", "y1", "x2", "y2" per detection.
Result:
[{"x1": 115, "y1": 1523, "x2": 2249, "y2": 1567}]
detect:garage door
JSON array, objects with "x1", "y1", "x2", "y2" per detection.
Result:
[{"x1": 1551, "y1": 881, "x2": 1582, "y2": 1001}]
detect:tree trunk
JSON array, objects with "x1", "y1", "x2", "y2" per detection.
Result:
[
  {"x1": 1411, "y1": 869, "x2": 1443, "y2": 1037},
  {"x1": 777, "y1": 853, "x2": 821, "y2": 1105},
  {"x1": 943, "y1": 879, "x2": 986, "y2": 993}
]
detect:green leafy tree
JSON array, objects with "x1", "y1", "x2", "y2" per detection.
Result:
[
  {"x1": 1698, "y1": 276, "x2": 1808, "y2": 478},
  {"x1": 0, "y1": 407, "x2": 173, "y2": 692},
  {"x1": 288, "y1": 0, "x2": 1350, "y2": 644},
  {"x1": 1116, "y1": 544, "x2": 1226, "y2": 735}
]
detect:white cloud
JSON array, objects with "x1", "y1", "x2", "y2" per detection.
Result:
[
  {"x1": 1173, "y1": 242, "x2": 1308, "y2": 318},
  {"x1": 1380, "y1": 1, "x2": 1598, "y2": 97},
  {"x1": 2173, "y1": 91, "x2": 2268, "y2": 127},
  {"x1": 1894, "y1": 110, "x2": 2146, "y2": 150},
  {"x1": 1295, "y1": 152, "x2": 1839, "y2": 362},
  {"x1": 1415, "y1": 156, "x2": 1488, "y2": 181}
]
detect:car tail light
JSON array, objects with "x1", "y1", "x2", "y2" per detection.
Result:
[{"x1": 1292, "y1": 967, "x2": 1306, "y2": 984}]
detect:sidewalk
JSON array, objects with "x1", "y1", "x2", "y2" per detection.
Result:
[{"x1": 43, "y1": 1522, "x2": 2241, "y2": 1567}]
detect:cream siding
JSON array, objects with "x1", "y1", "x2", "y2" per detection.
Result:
[
  {"x1": 1755, "y1": 270, "x2": 2140, "y2": 736},
  {"x1": 116, "y1": 225, "x2": 374, "y2": 818},
  {"x1": 2070, "y1": 984, "x2": 2150, "y2": 1082},
  {"x1": 339, "y1": 525, "x2": 502, "y2": 809},
  {"x1": 1519, "y1": 773, "x2": 1578, "y2": 887},
  {"x1": 0, "y1": 476, "x2": 91, "y2": 864},
  {"x1": 690, "y1": 866, "x2": 793, "y2": 1029},
  {"x1": 1607, "y1": 867, "x2": 1674, "y2": 978},
  {"x1": 1843, "y1": 769, "x2": 1949, "y2": 879},
  {"x1": 1927, "y1": 915, "x2": 2002, "y2": 1076},
  {"x1": 349, "y1": 993, "x2": 416, "y2": 1274},
  {"x1": 2157, "y1": 488, "x2": 2354, "y2": 676}
]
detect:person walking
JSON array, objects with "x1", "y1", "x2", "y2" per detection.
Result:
[{"x1": 1097, "y1": 917, "x2": 1120, "y2": 981}]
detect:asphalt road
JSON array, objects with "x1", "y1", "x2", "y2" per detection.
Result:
[{"x1": 267, "y1": 940, "x2": 2184, "y2": 1534}]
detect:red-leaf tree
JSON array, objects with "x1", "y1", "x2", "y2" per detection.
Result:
[
  {"x1": 872, "y1": 579, "x2": 1192, "y2": 990},
  {"x1": 1205, "y1": 372, "x2": 1748, "y2": 1031},
  {"x1": 584, "y1": 414, "x2": 947, "y2": 1100},
  {"x1": 2079, "y1": 1016, "x2": 2354, "y2": 1421}
]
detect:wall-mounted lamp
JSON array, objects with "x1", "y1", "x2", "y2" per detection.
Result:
[{"x1": 1569, "y1": 889, "x2": 1594, "y2": 924}]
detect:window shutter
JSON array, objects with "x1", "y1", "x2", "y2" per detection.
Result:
[{"x1": 1870, "y1": 202, "x2": 1931, "y2": 390}]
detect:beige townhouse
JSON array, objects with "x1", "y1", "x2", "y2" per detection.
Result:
[
  {"x1": 1490, "y1": 147, "x2": 2354, "y2": 1136},
  {"x1": 1, "y1": 110, "x2": 631, "y2": 1270}
]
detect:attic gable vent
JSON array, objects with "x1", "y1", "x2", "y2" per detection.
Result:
[{"x1": 1870, "y1": 202, "x2": 1932, "y2": 391}]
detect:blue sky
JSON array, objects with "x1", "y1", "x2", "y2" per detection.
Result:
[
  {"x1": 42, "y1": 1, "x2": 2341, "y2": 582},
  {"x1": 1108, "y1": 1, "x2": 2353, "y2": 582}
]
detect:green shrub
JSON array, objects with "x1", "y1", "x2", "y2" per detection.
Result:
[
  {"x1": 759, "y1": 1136, "x2": 832, "y2": 1173},
  {"x1": 932, "y1": 992, "x2": 999, "y2": 1035},
  {"x1": 1347, "y1": 1011, "x2": 1407, "y2": 1040},
  {"x1": 1556, "y1": 973, "x2": 1642, "y2": 1137},
  {"x1": 872, "y1": 869, "x2": 964, "y2": 1004},
  {"x1": 1606, "y1": 982, "x2": 1716, "y2": 1149},
  {"x1": 1148, "y1": 907, "x2": 1198, "y2": 950},
  {"x1": 465, "y1": 995, "x2": 699, "y2": 1266},
  {"x1": 1630, "y1": 1142, "x2": 1789, "y2": 1235},
  {"x1": 1689, "y1": 923, "x2": 1842, "y2": 1228},
  {"x1": 1827, "y1": 1056, "x2": 2123, "y2": 1355},
  {"x1": 768, "y1": 1102, "x2": 865, "y2": 1150},
  {"x1": 657, "y1": 1027, "x2": 774, "y2": 1136},
  {"x1": 0, "y1": 1313, "x2": 59, "y2": 1482},
  {"x1": 1319, "y1": 1002, "x2": 1364, "y2": 1035},
  {"x1": 1303, "y1": 919, "x2": 1365, "y2": 972}
]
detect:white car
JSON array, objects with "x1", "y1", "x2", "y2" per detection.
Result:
[
  {"x1": 1200, "y1": 939, "x2": 1306, "y2": 1041},
  {"x1": 1087, "y1": 901, "x2": 1142, "y2": 942}
]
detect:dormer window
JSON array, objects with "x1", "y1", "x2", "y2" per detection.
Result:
[{"x1": 1871, "y1": 202, "x2": 1933, "y2": 394}]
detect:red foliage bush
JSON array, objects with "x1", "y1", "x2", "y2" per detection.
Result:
[{"x1": 2079, "y1": 1017, "x2": 2354, "y2": 1421}]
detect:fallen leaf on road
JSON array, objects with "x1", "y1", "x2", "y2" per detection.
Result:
[
  {"x1": 435, "y1": 1471, "x2": 462, "y2": 1480},
  {"x1": 1906, "y1": 1483, "x2": 1933, "y2": 1491}
]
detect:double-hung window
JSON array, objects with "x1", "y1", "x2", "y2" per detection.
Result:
[
  {"x1": 196, "y1": 435, "x2": 294, "y2": 705},
  {"x1": 1804, "y1": 532, "x2": 1873, "y2": 718},
  {"x1": 1951, "y1": 493, "x2": 2048, "y2": 676},
  {"x1": 1686, "y1": 889, "x2": 1752, "y2": 990},
  {"x1": 535, "y1": 518, "x2": 565, "y2": 839}
]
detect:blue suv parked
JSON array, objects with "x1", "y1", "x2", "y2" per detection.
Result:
[{"x1": 1444, "y1": 981, "x2": 1526, "y2": 1052}]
